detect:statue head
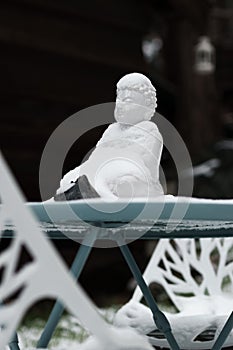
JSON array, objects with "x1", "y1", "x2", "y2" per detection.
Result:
[{"x1": 114, "y1": 73, "x2": 157, "y2": 124}]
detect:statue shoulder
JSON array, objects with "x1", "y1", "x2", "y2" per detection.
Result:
[
  {"x1": 101, "y1": 123, "x2": 120, "y2": 135},
  {"x1": 137, "y1": 120, "x2": 161, "y2": 134},
  {"x1": 96, "y1": 123, "x2": 120, "y2": 146}
]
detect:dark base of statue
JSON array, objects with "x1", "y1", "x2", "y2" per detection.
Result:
[{"x1": 54, "y1": 175, "x2": 100, "y2": 201}]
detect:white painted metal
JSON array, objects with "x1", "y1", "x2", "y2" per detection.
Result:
[
  {"x1": 115, "y1": 238, "x2": 233, "y2": 349},
  {"x1": 0, "y1": 152, "x2": 153, "y2": 350}
]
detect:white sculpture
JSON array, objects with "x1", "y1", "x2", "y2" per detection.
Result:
[
  {"x1": 114, "y1": 238, "x2": 233, "y2": 349},
  {"x1": 56, "y1": 73, "x2": 163, "y2": 199}
]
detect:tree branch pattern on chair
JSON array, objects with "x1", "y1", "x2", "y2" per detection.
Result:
[{"x1": 115, "y1": 238, "x2": 233, "y2": 349}]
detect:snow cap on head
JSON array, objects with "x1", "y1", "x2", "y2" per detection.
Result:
[
  {"x1": 117, "y1": 72, "x2": 157, "y2": 111},
  {"x1": 117, "y1": 72, "x2": 153, "y2": 89}
]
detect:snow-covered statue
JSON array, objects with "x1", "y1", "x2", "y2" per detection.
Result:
[{"x1": 54, "y1": 73, "x2": 164, "y2": 200}]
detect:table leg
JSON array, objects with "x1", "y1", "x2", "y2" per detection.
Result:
[
  {"x1": 37, "y1": 231, "x2": 96, "y2": 348},
  {"x1": 8, "y1": 332, "x2": 20, "y2": 350},
  {"x1": 118, "y1": 241, "x2": 180, "y2": 350}
]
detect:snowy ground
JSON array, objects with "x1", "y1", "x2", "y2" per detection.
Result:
[{"x1": 16, "y1": 308, "x2": 116, "y2": 350}]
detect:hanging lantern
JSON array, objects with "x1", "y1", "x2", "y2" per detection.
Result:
[
  {"x1": 142, "y1": 32, "x2": 163, "y2": 64},
  {"x1": 194, "y1": 36, "x2": 215, "y2": 74}
]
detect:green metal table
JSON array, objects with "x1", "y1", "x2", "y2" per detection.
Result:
[{"x1": 5, "y1": 198, "x2": 233, "y2": 350}]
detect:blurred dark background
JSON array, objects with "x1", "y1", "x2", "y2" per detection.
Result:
[{"x1": 0, "y1": 0, "x2": 233, "y2": 305}]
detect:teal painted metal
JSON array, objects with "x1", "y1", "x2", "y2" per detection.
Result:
[
  {"x1": 212, "y1": 312, "x2": 233, "y2": 350},
  {"x1": 118, "y1": 238, "x2": 180, "y2": 350},
  {"x1": 2, "y1": 200, "x2": 233, "y2": 241},
  {"x1": 37, "y1": 231, "x2": 96, "y2": 348},
  {"x1": 29, "y1": 200, "x2": 233, "y2": 223},
  {"x1": 8, "y1": 332, "x2": 20, "y2": 350}
]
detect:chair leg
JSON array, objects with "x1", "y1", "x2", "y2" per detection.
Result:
[
  {"x1": 212, "y1": 311, "x2": 233, "y2": 350},
  {"x1": 36, "y1": 231, "x2": 96, "y2": 348},
  {"x1": 118, "y1": 242, "x2": 180, "y2": 350},
  {"x1": 8, "y1": 332, "x2": 20, "y2": 350}
]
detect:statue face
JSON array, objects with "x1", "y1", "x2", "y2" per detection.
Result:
[
  {"x1": 114, "y1": 89, "x2": 153, "y2": 124},
  {"x1": 117, "y1": 89, "x2": 147, "y2": 106}
]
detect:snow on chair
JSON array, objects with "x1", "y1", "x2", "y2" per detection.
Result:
[
  {"x1": 114, "y1": 238, "x2": 233, "y2": 349},
  {"x1": 0, "y1": 151, "x2": 154, "y2": 350}
]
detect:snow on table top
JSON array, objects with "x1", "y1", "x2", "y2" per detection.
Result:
[{"x1": 15, "y1": 196, "x2": 233, "y2": 239}]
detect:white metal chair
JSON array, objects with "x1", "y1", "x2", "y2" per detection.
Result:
[
  {"x1": 0, "y1": 151, "x2": 153, "y2": 350},
  {"x1": 114, "y1": 237, "x2": 233, "y2": 349}
]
